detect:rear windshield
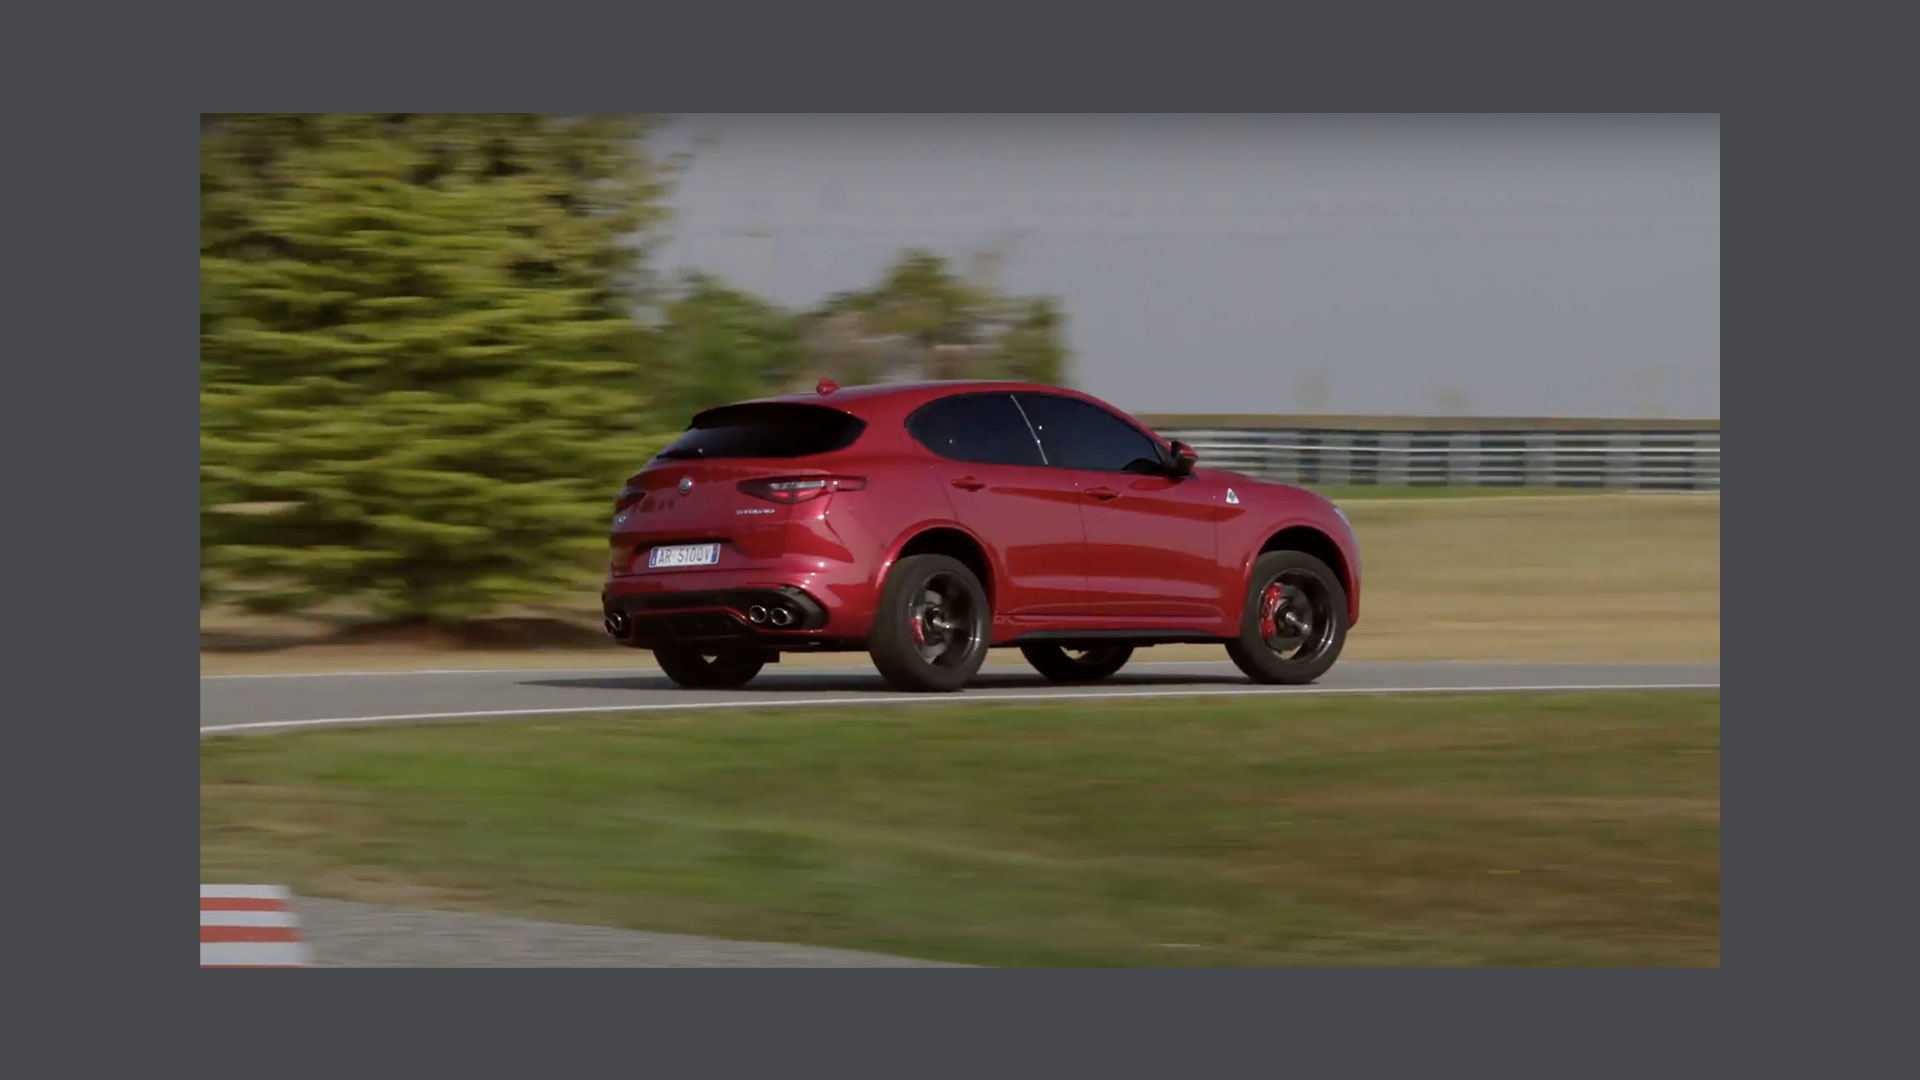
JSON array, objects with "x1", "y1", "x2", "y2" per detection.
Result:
[{"x1": 654, "y1": 403, "x2": 867, "y2": 461}]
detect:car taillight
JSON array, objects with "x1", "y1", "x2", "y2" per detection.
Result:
[
  {"x1": 737, "y1": 476, "x2": 867, "y2": 503},
  {"x1": 615, "y1": 483, "x2": 643, "y2": 512}
]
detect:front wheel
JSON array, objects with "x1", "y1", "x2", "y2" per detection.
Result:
[
  {"x1": 1224, "y1": 550, "x2": 1349, "y2": 684},
  {"x1": 868, "y1": 554, "x2": 991, "y2": 692},
  {"x1": 1019, "y1": 644, "x2": 1134, "y2": 683},
  {"x1": 653, "y1": 645, "x2": 767, "y2": 689}
]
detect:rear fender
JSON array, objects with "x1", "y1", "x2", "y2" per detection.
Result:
[{"x1": 873, "y1": 519, "x2": 1007, "y2": 612}]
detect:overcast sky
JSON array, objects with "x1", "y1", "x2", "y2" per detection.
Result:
[{"x1": 648, "y1": 114, "x2": 1719, "y2": 419}]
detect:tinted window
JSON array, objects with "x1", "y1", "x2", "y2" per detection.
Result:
[
  {"x1": 1017, "y1": 394, "x2": 1168, "y2": 474},
  {"x1": 656, "y1": 403, "x2": 866, "y2": 460},
  {"x1": 906, "y1": 393, "x2": 1045, "y2": 467}
]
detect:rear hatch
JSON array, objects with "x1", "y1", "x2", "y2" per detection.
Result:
[{"x1": 610, "y1": 402, "x2": 867, "y2": 576}]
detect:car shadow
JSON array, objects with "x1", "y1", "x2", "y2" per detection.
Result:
[{"x1": 520, "y1": 670, "x2": 1250, "y2": 694}]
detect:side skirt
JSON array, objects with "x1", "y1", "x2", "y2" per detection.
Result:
[{"x1": 1000, "y1": 629, "x2": 1230, "y2": 649}]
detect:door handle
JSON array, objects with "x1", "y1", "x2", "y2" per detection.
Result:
[
  {"x1": 950, "y1": 476, "x2": 986, "y2": 491},
  {"x1": 1086, "y1": 487, "x2": 1120, "y2": 501}
]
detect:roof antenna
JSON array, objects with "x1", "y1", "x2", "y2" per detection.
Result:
[{"x1": 816, "y1": 377, "x2": 839, "y2": 396}]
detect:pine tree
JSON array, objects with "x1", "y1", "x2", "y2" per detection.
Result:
[{"x1": 201, "y1": 114, "x2": 674, "y2": 622}]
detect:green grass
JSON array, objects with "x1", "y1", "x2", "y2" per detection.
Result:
[
  {"x1": 200, "y1": 692, "x2": 1720, "y2": 966},
  {"x1": 1303, "y1": 484, "x2": 1671, "y2": 501}
]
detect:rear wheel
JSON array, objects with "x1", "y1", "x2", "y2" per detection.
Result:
[
  {"x1": 1019, "y1": 644, "x2": 1134, "y2": 683},
  {"x1": 653, "y1": 645, "x2": 767, "y2": 689},
  {"x1": 869, "y1": 554, "x2": 991, "y2": 692},
  {"x1": 1224, "y1": 550, "x2": 1348, "y2": 684}
]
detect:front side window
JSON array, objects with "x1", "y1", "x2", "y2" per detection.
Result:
[
  {"x1": 1016, "y1": 394, "x2": 1168, "y2": 474},
  {"x1": 906, "y1": 393, "x2": 1046, "y2": 467}
]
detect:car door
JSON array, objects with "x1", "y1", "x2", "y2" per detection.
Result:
[
  {"x1": 905, "y1": 392, "x2": 1093, "y2": 621},
  {"x1": 1014, "y1": 392, "x2": 1225, "y2": 622}
]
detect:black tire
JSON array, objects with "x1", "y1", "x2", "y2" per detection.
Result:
[
  {"x1": 653, "y1": 644, "x2": 767, "y2": 689},
  {"x1": 868, "y1": 554, "x2": 992, "y2": 692},
  {"x1": 1019, "y1": 644, "x2": 1135, "y2": 683},
  {"x1": 1224, "y1": 550, "x2": 1349, "y2": 685}
]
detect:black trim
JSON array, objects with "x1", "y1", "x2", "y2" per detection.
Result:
[
  {"x1": 902, "y1": 391, "x2": 1049, "y2": 468},
  {"x1": 609, "y1": 586, "x2": 821, "y2": 621},
  {"x1": 624, "y1": 610, "x2": 757, "y2": 643},
  {"x1": 1013, "y1": 391, "x2": 1181, "y2": 477},
  {"x1": 613, "y1": 614, "x2": 847, "y2": 649},
  {"x1": 1007, "y1": 395, "x2": 1050, "y2": 465},
  {"x1": 602, "y1": 586, "x2": 832, "y2": 647},
  {"x1": 904, "y1": 389, "x2": 1187, "y2": 477},
  {"x1": 1002, "y1": 629, "x2": 1228, "y2": 648},
  {"x1": 654, "y1": 402, "x2": 868, "y2": 462}
]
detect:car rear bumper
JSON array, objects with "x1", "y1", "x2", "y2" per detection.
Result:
[{"x1": 601, "y1": 567, "x2": 877, "y2": 649}]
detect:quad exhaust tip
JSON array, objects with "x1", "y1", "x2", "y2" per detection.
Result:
[
  {"x1": 604, "y1": 611, "x2": 631, "y2": 637},
  {"x1": 769, "y1": 606, "x2": 795, "y2": 627},
  {"x1": 747, "y1": 605, "x2": 769, "y2": 624}
]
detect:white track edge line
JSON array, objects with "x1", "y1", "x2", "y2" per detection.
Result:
[
  {"x1": 199, "y1": 883, "x2": 293, "y2": 899},
  {"x1": 202, "y1": 910, "x2": 299, "y2": 928},
  {"x1": 200, "y1": 682, "x2": 1720, "y2": 735},
  {"x1": 199, "y1": 660, "x2": 1238, "y2": 680},
  {"x1": 200, "y1": 942, "x2": 311, "y2": 966},
  {"x1": 202, "y1": 659, "x2": 1712, "y2": 681},
  {"x1": 204, "y1": 665, "x2": 665, "y2": 680}
]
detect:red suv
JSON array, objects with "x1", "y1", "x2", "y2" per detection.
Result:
[{"x1": 603, "y1": 380, "x2": 1360, "y2": 692}]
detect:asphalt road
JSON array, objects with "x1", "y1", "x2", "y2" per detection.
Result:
[
  {"x1": 291, "y1": 897, "x2": 964, "y2": 968},
  {"x1": 200, "y1": 658, "x2": 1720, "y2": 734}
]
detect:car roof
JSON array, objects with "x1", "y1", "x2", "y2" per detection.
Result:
[
  {"x1": 689, "y1": 379, "x2": 1173, "y2": 449},
  {"x1": 737, "y1": 379, "x2": 1095, "y2": 414}
]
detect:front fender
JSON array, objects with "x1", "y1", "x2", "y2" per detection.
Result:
[{"x1": 1227, "y1": 508, "x2": 1362, "y2": 628}]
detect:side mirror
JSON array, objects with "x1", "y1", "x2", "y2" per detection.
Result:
[{"x1": 1169, "y1": 440, "x2": 1198, "y2": 476}]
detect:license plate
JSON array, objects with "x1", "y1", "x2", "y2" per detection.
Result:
[{"x1": 647, "y1": 543, "x2": 721, "y2": 569}]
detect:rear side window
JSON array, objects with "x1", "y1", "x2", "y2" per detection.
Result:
[
  {"x1": 906, "y1": 393, "x2": 1046, "y2": 467},
  {"x1": 1016, "y1": 393, "x2": 1169, "y2": 474},
  {"x1": 656, "y1": 403, "x2": 867, "y2": 460}
]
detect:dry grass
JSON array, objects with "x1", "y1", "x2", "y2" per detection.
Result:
[
  {"x1": 1339, "y1": 493, "x2": 1719, "y2": 661},
  {"x1": 199, "y1": 493, "x2": 1719, "y2": 673}
]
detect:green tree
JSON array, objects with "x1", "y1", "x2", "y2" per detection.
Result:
[
  {"x1": 988, "y1": 297, "x2": 1069, "y2": 383},
  {"x1": 840, "y1": 249, "x2": 986, "y2": 348},
  {"x1": 654, "y1": 271, "x2": 804, "y2": 423},
  {"x1": 805, "y1": 249, "x2": 1070, "y2": 387},
  {"x1": 201, "y1": 114, "x2": 674, "y2": 622}
]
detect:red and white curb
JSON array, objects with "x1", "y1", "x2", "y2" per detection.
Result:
[{"x1": 201, "y1": 884, "x2": 311, "y2": 967}]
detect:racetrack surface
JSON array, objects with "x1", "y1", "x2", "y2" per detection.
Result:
[
  {"x1": 292, "y1": 896, "x2": 965, "y2": 967},
  {"x1": 200, "y1": 658, "x2": 1720, "y2": 734}
]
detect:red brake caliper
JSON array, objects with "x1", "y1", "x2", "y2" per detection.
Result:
[
  {"x1": 1257, "y1": 582, "x2": 1284, "y2": 639},
  {"x1": 910, "y1": 610, "x2": 929, "y2": 648}
]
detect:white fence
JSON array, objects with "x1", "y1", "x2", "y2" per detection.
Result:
[{"x1": 1149, "y1": 423, "x2": 1721, "y2": 491}]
